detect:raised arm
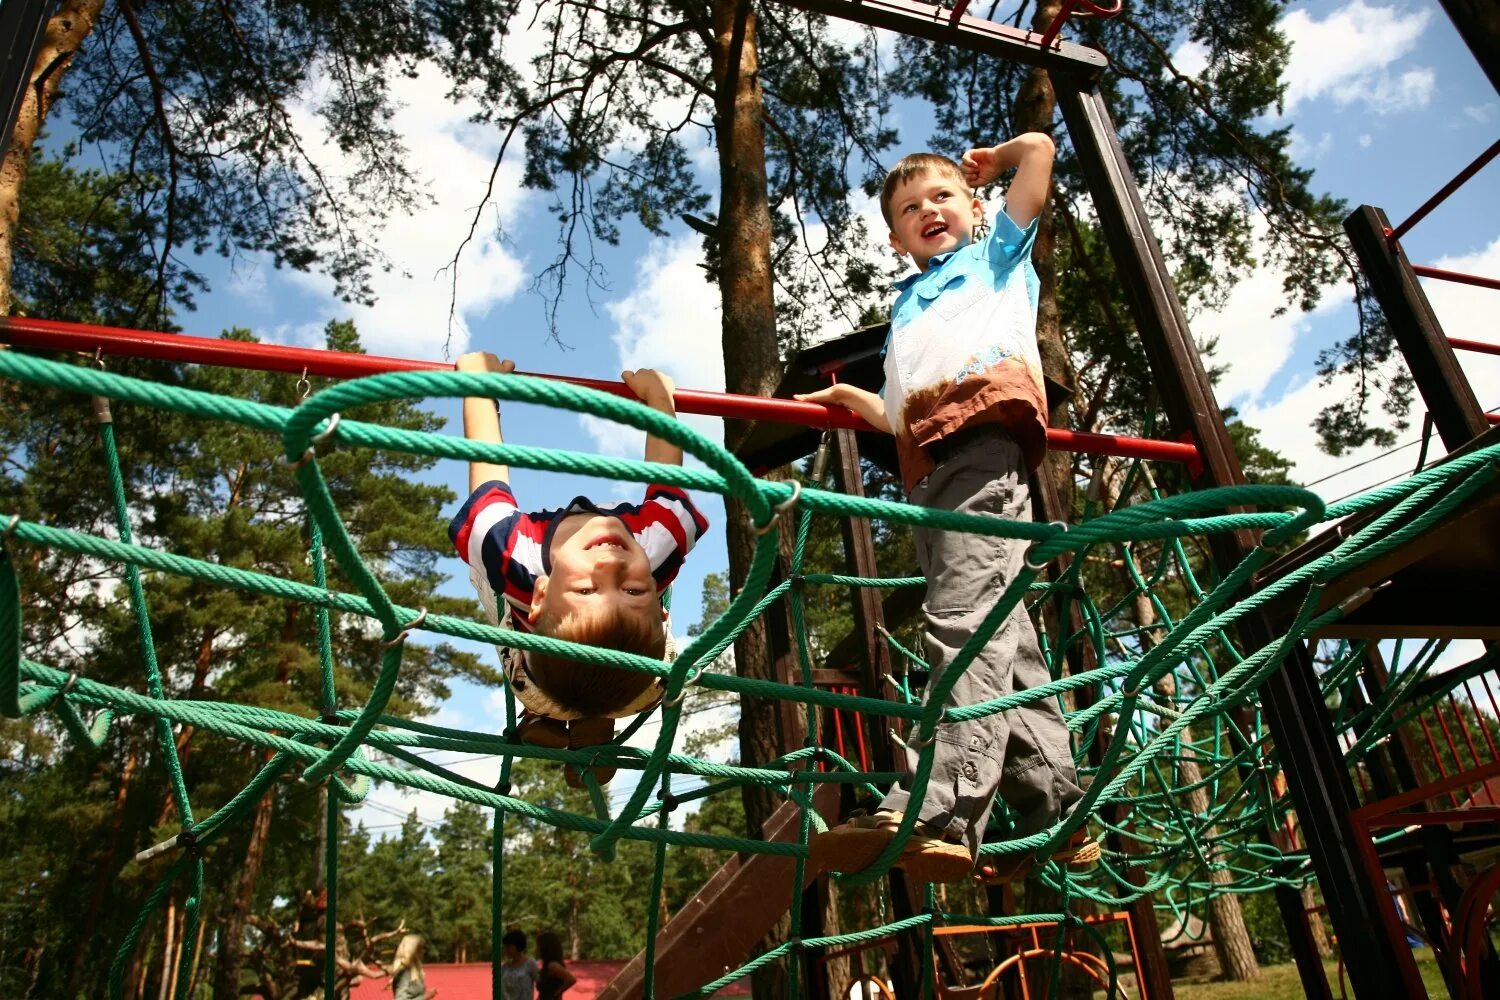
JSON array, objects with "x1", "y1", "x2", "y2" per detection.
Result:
[
  {"x1": 457, "y1": 351, "x2": 516, "y2": 493},
  {"x1": 622, "y1": 368, "x2": 683, "y2": 466},
  {"x1": 959, "y1": 132, "x2": 1056, "y2": 228}
]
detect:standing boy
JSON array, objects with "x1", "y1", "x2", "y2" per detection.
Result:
[{"x1": 798, "y1": 135, "x2": 1088, "y2": 882}]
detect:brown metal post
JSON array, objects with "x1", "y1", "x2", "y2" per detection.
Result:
[
  {"x1": 827, "y1": 427, "x2": 921, "y2": 999},
  {"x1": 830, "y1": 427, "x2": 897, "y2": 773},
  {"x1": 1055, "y1": 78, "x2": 1423, "y2": 1000},
  {"x1": 1345, "y1": 205, "x2": 1489, "y2": 450}
]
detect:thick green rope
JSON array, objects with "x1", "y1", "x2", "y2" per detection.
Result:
[{"x1": 2, "y1": 349, "x2": 1494, "y2": 998}]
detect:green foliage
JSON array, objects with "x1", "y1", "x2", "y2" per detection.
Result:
[
  {"x1": 0, "y1": 307, "x2": 486, "y2": 996},
  {"x1": 435, "y1": 1, "x2": 896, "y2": 348}
]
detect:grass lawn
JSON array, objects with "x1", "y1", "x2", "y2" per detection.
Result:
[{"x1": 1167, "y1": 949, "x2": 1448, "y2": 998}]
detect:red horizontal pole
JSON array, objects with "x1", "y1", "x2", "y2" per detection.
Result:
[
  {"x1": 1411, "y1": 264, "x2": 1500, "y2": 292},
  {"x1": 1388, "y1": 138, "x2": 1500, "y2": 245},
  {"x1": 0, "y1": 315, "x2": 1201, "y2": 464},
  {"x1": 1489, "y1": 413, "x2": 1500, "y2": 425},
  {"x1": 1449, "y1": 336, "x2": 1500, "y2": 357}
]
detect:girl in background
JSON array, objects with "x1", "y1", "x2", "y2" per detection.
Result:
[
  {"x1": 388, "y1": 934, "x2": 438, "y2": 1000},
  {"x1": 535, "y1": 932, "x2": 576, "y2": 999}
]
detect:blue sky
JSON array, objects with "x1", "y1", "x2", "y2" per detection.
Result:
[{"x1": 154, "y1": 1, "x2": 1497, "y2": 831}]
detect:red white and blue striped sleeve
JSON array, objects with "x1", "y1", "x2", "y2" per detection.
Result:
[
  {"x1": 448, "y1": 481, "x2": 548, "y2": 609},
  {"x1": 619, "y1": 484, "x2": 710, "y2": 590}
]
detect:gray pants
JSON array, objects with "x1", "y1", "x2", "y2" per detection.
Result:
[{"x1": 881, "y1": 429, "x2": 1084, "y2": 862}]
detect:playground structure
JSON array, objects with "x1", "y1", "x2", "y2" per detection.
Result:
[{"x1": 1, "y1": 2, "x2": 1499, "y2": 999}]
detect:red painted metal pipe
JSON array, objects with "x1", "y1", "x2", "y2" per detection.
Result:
[
  {"x1": 1411, "y1": 264, "x2": 1500, "y2": 292},
  {"x1": 1450, "y1": 336, "x2": 1500, "y2": 357},
  {"x1": 0, "y1": 315, "x2": 1202, "y2": 464},
  {"x1": 1387, "y1": 138, "x2": 1500, "y2": 245},
  {"x1": 1037, "y1": 0, "x2": 1121, "y2": 50}
]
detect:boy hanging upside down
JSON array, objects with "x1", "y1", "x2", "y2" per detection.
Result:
[
  {"x1": 799, "y1": 135, "x2": 1093, "y2": 883},
  {"x1": 449, "y1": 353, "x2": 708, "y2": 787}
]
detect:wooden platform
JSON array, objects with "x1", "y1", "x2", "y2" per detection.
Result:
[{"x1": 1256, "y1": 427, "x2": 1500, "y2": 640}]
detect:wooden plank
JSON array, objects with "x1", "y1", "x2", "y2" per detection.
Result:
[{"x1": 597, "y1": 784, "x2": 845, "y2": 1000}]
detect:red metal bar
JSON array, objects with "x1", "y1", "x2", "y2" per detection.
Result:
[
  {"x1": 947, "y1": 0, "x2": 973, "y2": 27},
  {"x1": 1347, "y1": 805, "x2": 1432, "y2": 999},
  {"x1": 1353, "y1": 758, "x2": 1500, "y2": 822},
  {"x1": 1036, "y1": 0, "x2": 1080, "y2": 49},
  {"x1": 1449, "y1": 336, "x2": 1500, "y2": 357},
  {"x1": 1037, "y1": 0, "x2": 1122, "y2": 50},
  {"x1": 0, "y1": 315, "x2": 1206, "y2": 465},
  {"x1": 1490, "y1": 413, "x2": 1500, "y2": 425},
  {"x1": 1388, "y1": 138, "x2": 1500, "y2": 244},
  {"x1": 1415, "y1": 710, "x2": 1460, "y2": 806},
  {"x1": 1364, "y1": 807, "x2": 1500, "y2": 830},
  {"x1": 1411, "y1": 263, "x2": 1500, "y2": 291},
  {"x1": 1447, "y1": 693, "x2": 1485, "y2": 777}
]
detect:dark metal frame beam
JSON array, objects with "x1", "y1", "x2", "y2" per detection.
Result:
[
  {"x1": 772, "y1": 0, "x2": 1108, "y2": 79},
  {"x1": 1438, "y1": 0, "x2": 1500, "y2": 97},
  {"x1": 1054, "y1": 78, "x2": 1424, "y2": 1000},
  {"x1": 1345, "y1": 205, "x2": 1489, "y2": 450}
]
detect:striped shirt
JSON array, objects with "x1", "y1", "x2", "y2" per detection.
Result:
[{"x1": 448, "y1": 481, "x2": 709, "y2": 635}]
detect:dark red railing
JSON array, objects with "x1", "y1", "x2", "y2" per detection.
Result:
[
  {"x1": 1385, "y1": 138, "x2": 1500, "y2": 294},
  {"x1": 0, "y1": 315, "x2": 1204, "y2": 466},
  {"x1": 1386, "y1": 139, "x2": 1500, "y2": 245}
]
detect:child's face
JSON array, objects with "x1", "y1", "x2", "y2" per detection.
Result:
[
  {"x1": 531, "y1": 513, "x2": 660, "y2": 622},
  {"x1": 885, "y1": 168, "x2": 985, "y2": 272}
]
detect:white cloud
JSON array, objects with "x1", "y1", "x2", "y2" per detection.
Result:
[
  {"x1": 1359, "y1": 134, "x2": 1373, "y2": 148},
  {"x1": 1463, "y1": 103, "x2": 1496, "y2": 123},
  {"x1": 1280, "y1": 2, "x2": 1433, "y2": 115},
  {"x1": 580, "y1": 236, "x2": 726, "y2": 456},
  {"x1": 1336, "y1": 66, "x2": 1435, "y2": 116},
  {"x1": 246, "y1": 63, "x2": 528, "y2": 359},
  {"x1": 1170, "y1": 39, "x2": 1210, "y2": 79},
  {"x1": 1288, "y1": 129, "x2": 1334, "y2": 161}
]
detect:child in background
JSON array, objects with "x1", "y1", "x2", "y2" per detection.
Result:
[
  {"x1": 535, "y1": 931, "x2": 576, "y2": 999},
  {"x1": 449, "y1": 353, "x2": 709, "y2": 787},
  {"x1": 800, "y1": 135, "x2": 1090, "y2": 882},
  {"x1": 499, "y1": 928, "x2": 538, "y2": 1000},
  {"x1": 387, "y1": 934, "x2": 437, "y2": 1000}
]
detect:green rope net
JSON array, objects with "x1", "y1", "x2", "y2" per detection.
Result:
[{"x1": 2, "y1": 349, "x2": 1496, "y2": 999}]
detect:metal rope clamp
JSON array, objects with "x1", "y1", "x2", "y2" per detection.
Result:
[
  {"x1": 286, "y1": 412, "x2": 342, "y2": 471},
  {"x1": 1023, "y1": 521, "x2": 1071, "y2": 572},
  {"x1": 753, "y1": 480, "x2": 801, "y2": 537},
  {"x1": 382, "y1": 606, "x2": 429, "y2": 649}
]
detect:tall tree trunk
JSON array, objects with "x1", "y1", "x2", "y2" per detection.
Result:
[
  {"x1": 709, "y1": 2, "x2": 791, "y2": 996},
  {"x1": 1301, "y1": 884, "x2": 1334, "y2": 958},
  {"x1": 1155, "y1": 675, "x2": 1260, "y2": 982},
  {"x1": 0, "y1": 0, "x2": 105, "y2": 312},
  {"x1": 1013, "y1": 3, "x2": 1077, "y2": 518},
  {"x1": 214, "y1": 607, "x2": 298, "y2": 999},
  {"x1": 212, "y1": 781, "x2": 274, "y2": 1000},
  {"x1": 69, "y1": 734, "x2": 141, "y2": 995},
  {"x1": 158, "y1": 895, "x2": 177, "y2": 1000}
]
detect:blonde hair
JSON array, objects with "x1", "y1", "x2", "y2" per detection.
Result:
[
  {"x1": 880, "y1": 152, "x2": 969, "y2": 228},
  {"x1": 527, "y1": 605, "x2": 666, "y2": 717},
  {"x1": 389, "y1": 934, "x2": 426, "y2": 982}
]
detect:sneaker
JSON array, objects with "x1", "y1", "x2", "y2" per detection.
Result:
[
  {"x1": 811, "y1": 810, "x2": 973, "y2": 884},
  {"x1": 515, "y1": 712, "x2": 569, "y2": 749},
  {"x1": 565, "y1": 716, "x2": 616, "y2": 789}
]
